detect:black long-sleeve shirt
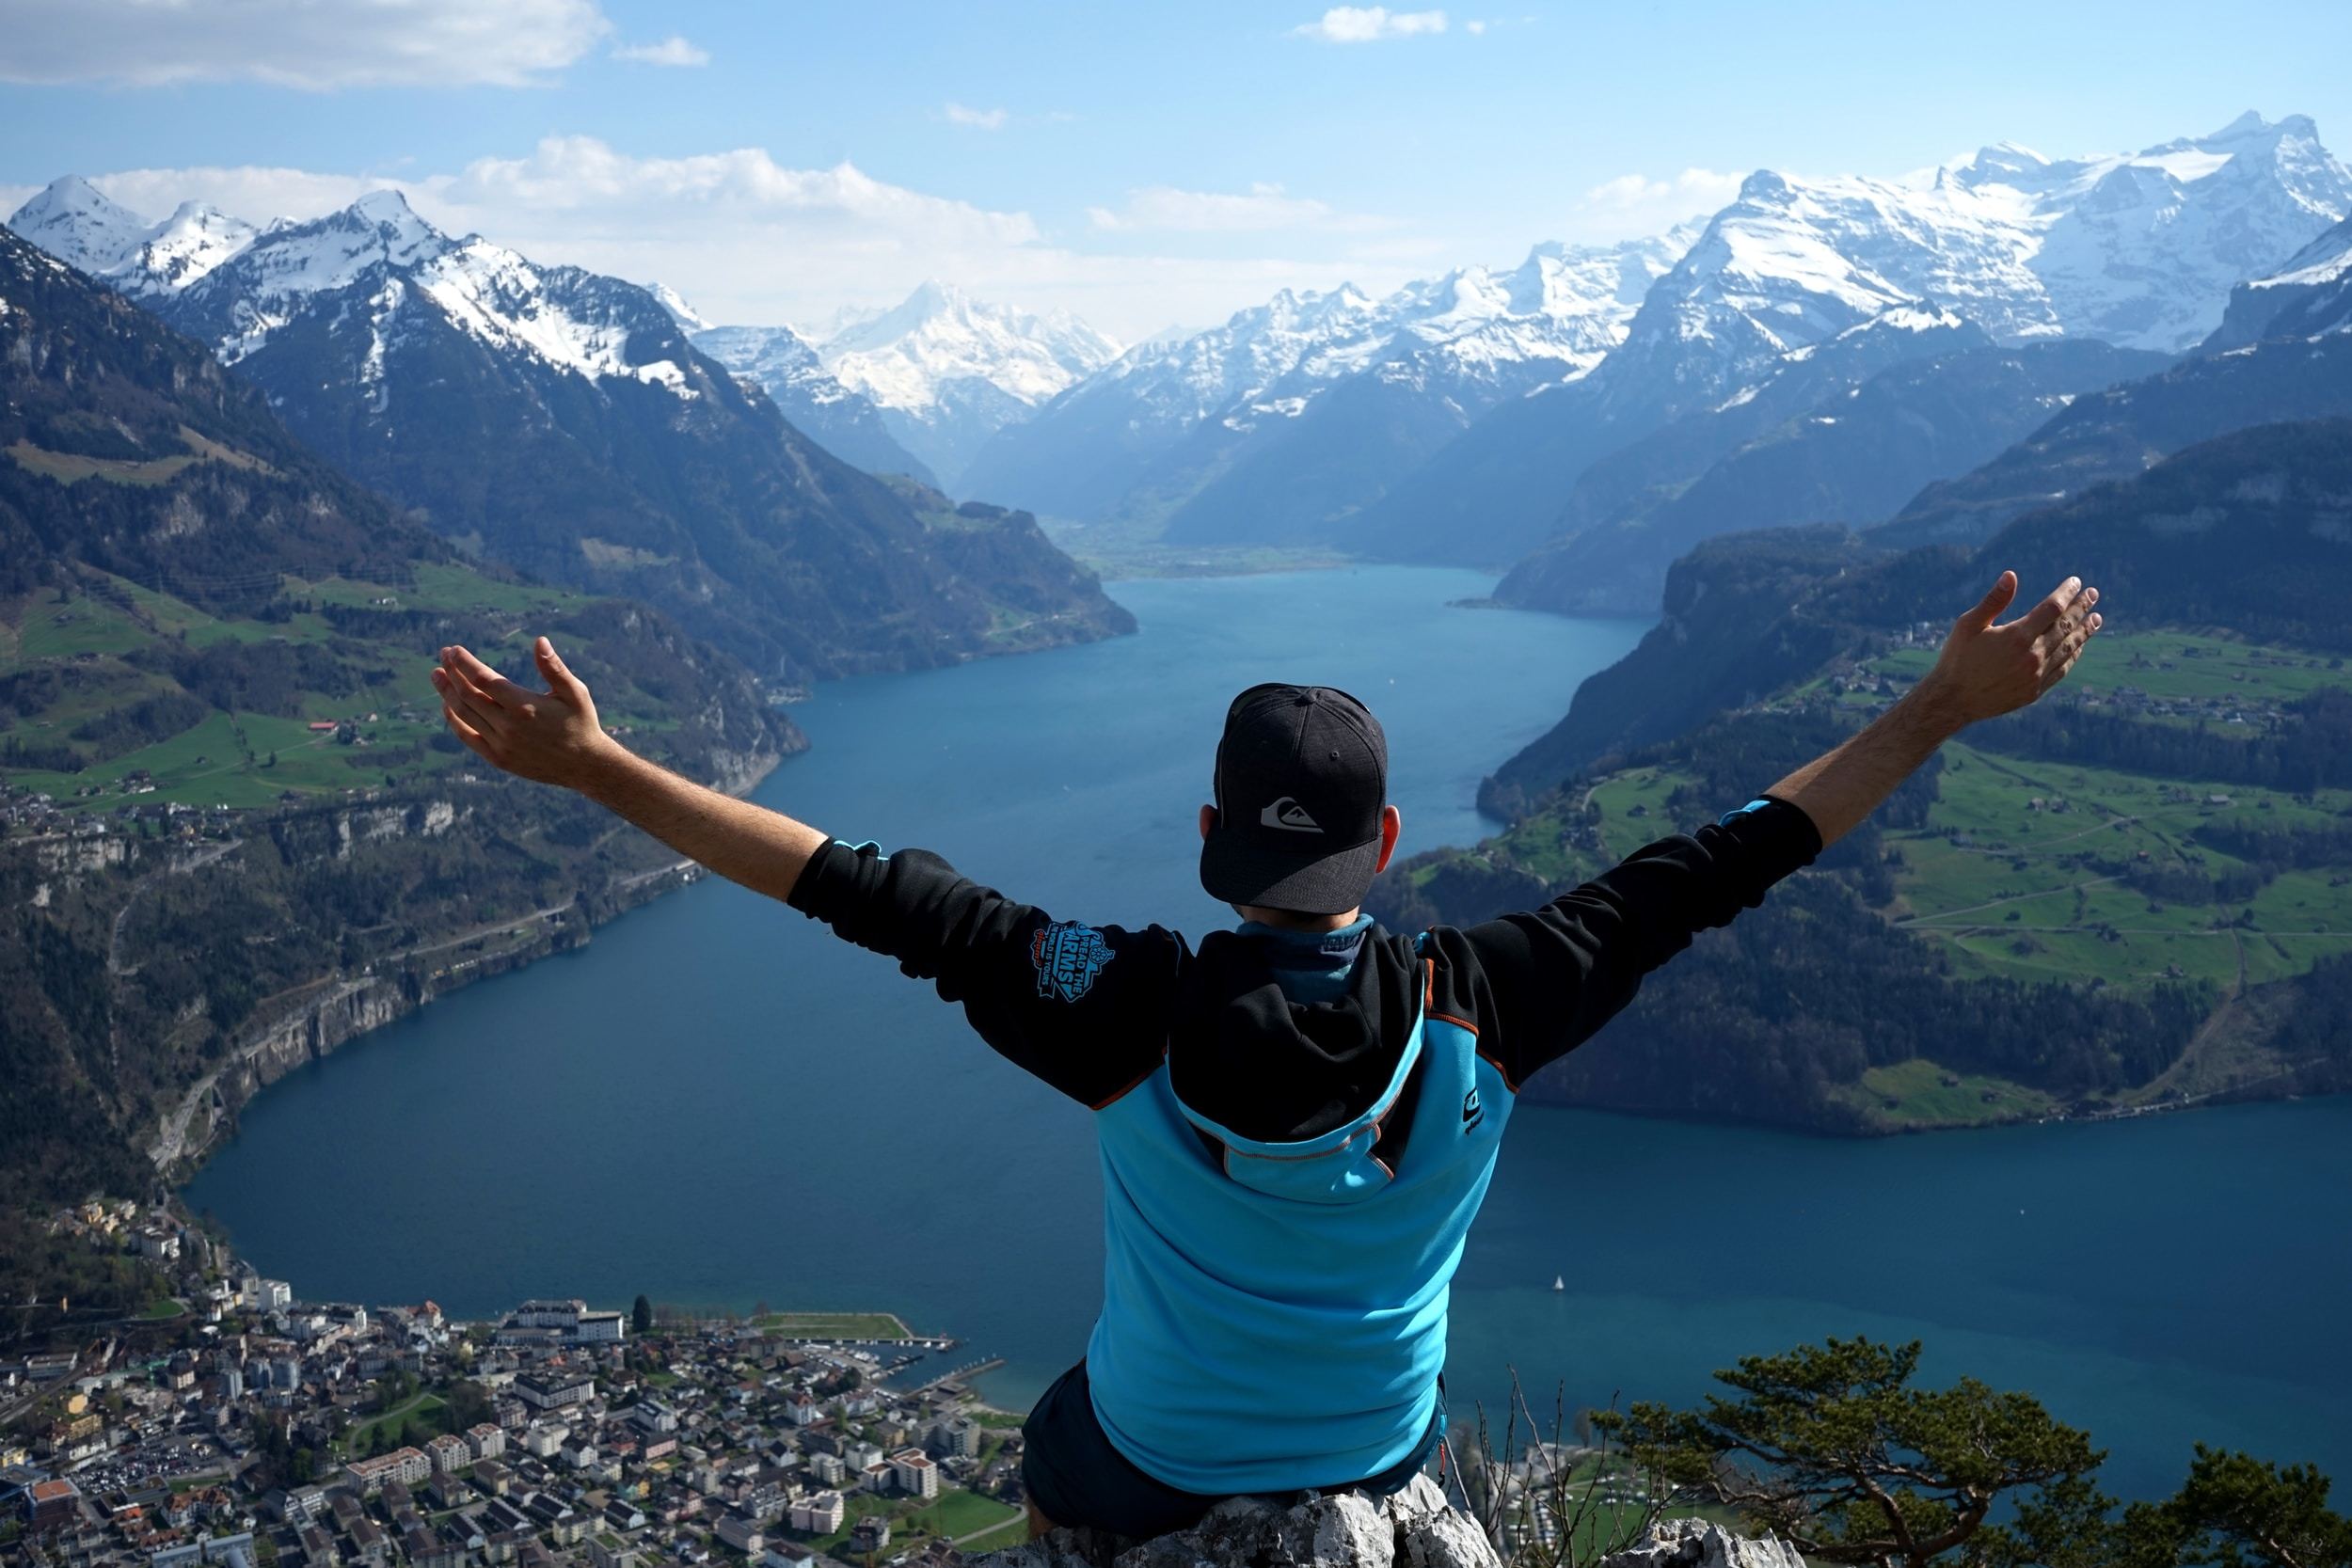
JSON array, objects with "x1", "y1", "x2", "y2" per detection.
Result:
[{"x1": 785, "y1": 796, "x2": 1821, "y2": 1118}]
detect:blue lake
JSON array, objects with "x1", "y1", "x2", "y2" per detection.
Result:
[{"x1": 184, "y1": 566, "x2": 2352, "y2": 1501}]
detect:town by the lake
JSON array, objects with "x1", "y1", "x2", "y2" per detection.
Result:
[{"x1": 2, "y1": 1199, "x2": 1029, "y2": 1568}]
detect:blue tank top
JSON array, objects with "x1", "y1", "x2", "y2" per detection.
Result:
[{"x1": 1083, "y1": 936, "x2": 1514, "y2": 1495}]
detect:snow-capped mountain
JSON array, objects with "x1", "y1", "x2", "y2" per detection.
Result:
[
  {"x1": 814, "y1": 280, "x2": 1120, "y2": 489},
  {"x1": 1350, "y1": 112, "x2": 2352, "y2": 569},
  {"x1": 1877, "y1": 227, "x2": 2352, "y2": 551},
  {"x1": 6, "y1": 180, "x2": 1134, "y2": 681},
  {"x1": 959, "y1": 229, "x2": 1693, "y2": 532},
  {"x1": 1613, "y1": 112, "x2": 2350, "y2": 404},
  {"x1": 2207, "y1": 210, "x2": 2352, "y2": 348},
  {"x1": 645, "y1": 279, "x2": 713, "y2": 333},
  {"x1": 149, "y1": 189, "x2": 709, "y2": 398},
  {"x1": 6, "y1": 176, "x2": 264, "y2": 299},
  {"x1": 1496, "y1": 330, "x2": 2169, "y2": 615},
  {"x1": 8, "y1": 178, "x2": 712, "y2": 400},
  {"x1": 6, "y1": 176, "x2": 160, "y2": 279},
  {"x1": 693, "y1": 322, "x2": 937, "y2": 486}
]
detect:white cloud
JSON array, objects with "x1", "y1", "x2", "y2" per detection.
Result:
[
  {"x1": 34, "y1": 166, "x2": 391, "y2": 227},
  {"x1": 434, "y1": 136, "x2": 1042, "y2": 250},
  {"x1": 1576, "y1": 166, "x2": 1744, "y2": 238},
  {"x1": 612, "y1": 36, "x2": 708, "y2": 68},
  {"x1": 944, "y1": 103, "x2": 1010, "y2": 131},
  {"x1": 1583, "y1": 167, "x2": 1745, "y2": 214},
  {"x1": 1292, "y1": 7, "x2": 1448, "y2": 42},
  {"x1": 21, "y1": 144, "x2": 1443, "y2": 341},
  {"x1": 0, "y1": 0, "x2": 610, "y2": 89},
  {"x1": 1465, "y1": 18, "x2": 1486, "y2": 33},
  {"x1": 1087, "y1": 182, "x2": 1387, "y2": 234}
]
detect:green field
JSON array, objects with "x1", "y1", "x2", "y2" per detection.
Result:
[
  {"x1": 0, "y1": 562, "x2": 660, "y2": 813},
  {"x1": 1788, "y1": 629, "x2": 2352, "y2": 1128},
  {"x1": 336, "y1": 1391, "x2": 447, "y2": 1457},
  {"x1": 7, "y1": 438, "x2": 200, "y2": 487},
  {"x1": 905, "y1": 1488, "x2": 1022, "y2": 1542},
  {"x1": 1400, "y1": 623, "x2": 2352, "y2": 1131},
  {"x1": 805, "y1": 1491, "x2": 903, "y2": 1556},
  {"x1": 750, "y1": 1310, "x2": 914, "y2": 1338},
  {"x1": 953, "y1": 1516, "x2": 1028, "y2": 1553},
  {"x1": 1886, "y1": 740, "x2": 2352, "y2": 993},
  {"x1": 1867, "y1": 629, "x2": 2348, "y2": 706},
  {"x1": 1833, "y1": 1058, "x2": 2062, "y2": 1129}
]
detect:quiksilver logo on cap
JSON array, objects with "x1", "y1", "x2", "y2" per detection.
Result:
[{"x1": 1260, "y1": 797, "x2": 1323, "y2": 833}]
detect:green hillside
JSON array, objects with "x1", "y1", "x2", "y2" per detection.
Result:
[
  {"x1": 1376, "y1": 622, "x2": 2352, "y2": 1134},
  {"x1": 0, "y1": 225, "x2": 805, "y2": 1212},
  {"x1": 1, "y1": 560, "x2": 784, "y2": 813}
]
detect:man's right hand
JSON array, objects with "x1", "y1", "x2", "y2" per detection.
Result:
[{"x1": 1921, "y1": 570, "x2": 2103, "y2": 728}]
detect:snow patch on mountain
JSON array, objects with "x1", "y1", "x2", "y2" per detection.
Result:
[
  {"x1": 646, "y1": 280, "x2": 712, "y2": 332},
  {"x1": 5, "y1": 176, "x2": 155, "y2": 279},
  {"x1": 697, "y1": 324, "x2": 854, "y2": 406},
  {"x1": 129, "y1": 202, "x2": 260, "y2": 293},
  {"x1": 806, "y1": 280, "x2": 1120, "y2": 488},
  {"x1": 2258, "y1": 213, "x2": 2352, "y2": 289},
  {"x1": 1080, "y1": 226, "x2": 1695, "y2": 438},
  {"x1": 8, "y1": 180, "x2": 706, "y2": 401},
  {"x1": 1631, "y1": 112, "x2": 2352, "y2": 412},
  {"x1": 413, "y1": 241, "x2": 698, "y2": 398},
  {"x1": 691, "y1": 323, "x2": 940, "y2": 483},
  {"x1": 818, "y1": 280, "x2": 1120, "y2": 413}
]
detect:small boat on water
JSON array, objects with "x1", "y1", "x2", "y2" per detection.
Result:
[{"x1": 1551, "y1": 1275, "x2": 1565, "y2": 1291}]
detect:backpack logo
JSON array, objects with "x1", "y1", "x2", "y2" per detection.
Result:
[
  {"x1": 1461, "y1": 1088, "x2": 1485, "y2": 1133},
  {"x1": 1031, "y1": 921, "x2": 1113, "y2": 1004},
  {"x1": 1261, "y1": 797, "x2": 1323, "y2": 833}
]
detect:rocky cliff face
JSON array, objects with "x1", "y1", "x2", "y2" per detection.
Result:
[
  {"x1": 975, "y1": 1477, "x2": 1497, "y2": 1568},
  {"x1": 969, "y1": 1482, "x2": 1804, "y2": 1568},
  {"x1": 1591, "y1": 1520, "x2": 1805, "y2": 1568}
]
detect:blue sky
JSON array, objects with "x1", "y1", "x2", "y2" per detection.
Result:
[{"x1": 5, "y1": 0, "x2": 2350, "y2": 338}]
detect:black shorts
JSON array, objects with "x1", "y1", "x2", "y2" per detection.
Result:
[{"x1": 1020, "y1": 1359, "x2": 1442, "y2": 1538}]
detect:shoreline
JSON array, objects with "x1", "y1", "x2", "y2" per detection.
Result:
[
  {"x1": 157, "y1": 738, "x2": 2343, "y2": 1198},
  {"x1": 152, "y1": 749, "x2": 786, "y2": 1187}
]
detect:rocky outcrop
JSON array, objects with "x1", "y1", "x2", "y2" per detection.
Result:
[
  {"x1": 974, "y1": 1477, "x2": 1499, "y2": 1568},
  {"x1": 967, "y1": 1487, "x2": 1810, "y2": 1568},
  {"x1": 150, "y1": 976, "x2": 412, "y2": 1171},
  {"x1": 1593, "y1": 1519, "x2": 1807, "y2": 1568}
]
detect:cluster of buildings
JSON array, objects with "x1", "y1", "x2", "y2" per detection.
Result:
[
  {"x1": 2068, "y1": 680, "x2": 2278, "y2": 731},
  {"x1": 1, "y1": 780, "x2": 247, "y2": 831},
  {"x1": 6, "y1": 1208, "x2": 1025, "y2": 1568}
]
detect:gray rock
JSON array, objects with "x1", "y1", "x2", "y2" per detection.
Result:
[
  {"x1": 1593, "y1": 1517, "x2": 1807, "y2": 1568},
  {"x1": 971, "y1": 1475, "x2": 1499, "y2": 1568},
  {"x1": 977, "y1": 1525, "x2": 1129, "y2": 1568}
]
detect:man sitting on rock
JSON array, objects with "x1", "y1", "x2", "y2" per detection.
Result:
[{"x1": 429, "y1": 569, "x2": 2101, "y2": 1540}]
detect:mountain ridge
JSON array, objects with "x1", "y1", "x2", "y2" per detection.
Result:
[
  {"x1": 7, "y1": 181, "x2": 1136, "y2": 684},
  {"x1": 1351, "y1": 112, "x2": 2352, "y2": 570},
  {"x1": 960, "y1": 230, "x2": 1697, "y2": 543},
  {"x1": 813, "y1": 278, "x2": 1121, "y2": 491}
]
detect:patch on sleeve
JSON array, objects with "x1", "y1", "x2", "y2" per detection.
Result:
[
  {"x1": 1718, "y1": 797, "x2": 1775, "y2": 827},
  {"x1": 1030, "y1": 921, "x2": 1114, "y2": 1004}
]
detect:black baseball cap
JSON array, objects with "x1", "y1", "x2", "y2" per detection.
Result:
[{"x1": 1200, "y1": 683, "x2": 1390, "y2": 916}]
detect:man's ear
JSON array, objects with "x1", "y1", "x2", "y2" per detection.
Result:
[
  {"x1": 1200, "y1": 803, "x2": 1217, "y2": 843},
  {"x1": 1374, "y1": 803, "x2": 1402, "y2": 873}
]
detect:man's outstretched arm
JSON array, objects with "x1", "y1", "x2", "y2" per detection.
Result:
[
  {"x1": 429, "y1": 639, "x2": 1176, "y2": 1103},
  {"x1": 1767, "y1": 569, "x2": 2101, "y2": 846},
  {"x1": 1451, "y1": 569, "x2": 2102, "y2": 1086},
  {"x1": 429, "y1": 639, "x2": 826, "y2": 903}
]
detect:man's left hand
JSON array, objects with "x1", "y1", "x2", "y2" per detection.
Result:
[{"x1": 430, "y1": 639, "x2": 621, "y2": 790}]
